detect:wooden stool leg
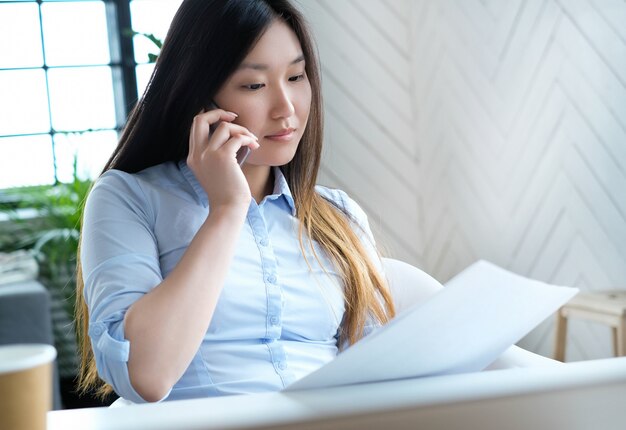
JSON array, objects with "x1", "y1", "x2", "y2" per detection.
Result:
[
  {"x1": 554, "y1": 308, "x2": 568, "y2": 362},
  {"x1": 618, "y1": 317, "x2": 626, "y2": 357}
]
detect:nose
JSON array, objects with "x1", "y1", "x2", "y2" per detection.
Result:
[{"x1": 270, "y1": 85, "x2": 295, "y2": 119}]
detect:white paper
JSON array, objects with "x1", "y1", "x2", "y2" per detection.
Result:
[{"x1": 285, "y1": 260, "x2": 578, "y2": 391}]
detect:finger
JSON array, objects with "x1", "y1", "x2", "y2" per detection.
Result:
[
  {"x1": 222, "y1": 122, "x2": 258, "y2": 140},
  {"x1": 219, "y1": 135, "x2": 260, "y2": 161},
  {"x1": 196, "y1": 108, "x2": 257, "y2": 141},
  {"x1": 192, "y1": 113, "x2": 212, "y2": 153},
  {"x1": 190, "y1": 109, "x2": 238, "y2": 151},
  {"x1": 189, "y1": 112, "x2": 217, "y2": 158},
  {"x1": 188, "y1": 114, "x2": 205, "y2": 159},
  {"x1": 207, "y1": 122, "x2": 258, "y2": 151},
  {"x1": 196, "y1": 108, "x2": 238, "y2": 125}
]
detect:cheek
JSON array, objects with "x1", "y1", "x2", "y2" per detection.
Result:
[
  {"x1": 296, "y1": 86, "x2": 313, "y2": 120},
  {"x1": 214, "y1": 90, "x2": 262, "y2": 134},
  {"x1": 233, "y1": 108, "x2": 264, "y2": 136}
]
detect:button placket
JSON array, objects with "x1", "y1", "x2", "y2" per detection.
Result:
[
  {"x1": 247, "y1": 203, "x2": 282, "y2": 341},
  {"x1": 248, "y1": 196, "x2": 297, "y2": 388}
]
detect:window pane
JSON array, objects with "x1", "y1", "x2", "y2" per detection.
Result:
[
  {"x1": 41, "y1": 1, "x2": 110, "y2": 66},
  {"x1": 0, "y1": 69, "x2": 50, "y2": 136},
  {"x1": 130, "y1": 0, "x2": 183, "y2": 63},
  {"x1": 0, "y1": 3, "x2": 43, "y2": 68},
  {"x1": 0, "y1": 135, "x2": 55, "y2": 188},
  {"x1": 53, "y1": 129, "x2": 117, "y2": 182},
  {"x1": 132, "y1": 33, "x2": 162, "y2": 65},
  {"x1": 135, "y1": 63, "x2": 154, "y2": 98},
  {"x1": 47, "y1": 66, "x2": 116, "y2": 131}
]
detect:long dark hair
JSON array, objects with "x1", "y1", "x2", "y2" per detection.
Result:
[{"x1": 76, "y1": 0, "x2": 394, "y2": 399}]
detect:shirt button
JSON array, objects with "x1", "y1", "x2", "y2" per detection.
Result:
[
  {"x1": 92, "y1": 326, "x2": 104, "y2": 336},
  {"x1": 278, "y1": 362, "x2": 287, "y2": 370},
  {"x1": 266, "y1": 274, "x2": 277, "y2": 284},
  {"x1": 259, "y1": 238, "x2": 269, "y2": 246},
  {"x1": 270, "y1": 316, "x2": 279, "y2": 325}
]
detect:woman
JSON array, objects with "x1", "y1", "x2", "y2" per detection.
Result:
[{"x1": 76, "y1": 0, "x2": 395, "y2": 404}]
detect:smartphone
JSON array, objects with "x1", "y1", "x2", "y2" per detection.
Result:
[{"x1": 207, "y1": 101, "x2": 251, "y2": 166}]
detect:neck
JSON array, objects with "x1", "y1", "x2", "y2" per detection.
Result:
[{"x1": 242, "y1": 165, "x2": 274, "y2": 204}]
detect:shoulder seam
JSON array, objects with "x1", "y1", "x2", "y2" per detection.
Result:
[{"x1": 100, "y1": 170, "x2": 156, "y2": 225}]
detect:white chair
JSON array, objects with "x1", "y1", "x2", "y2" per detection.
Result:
[
  {"x1": 381, "y1": 257, "x2": 443, "y2": 314},
  {"x1": 381, "y1": 257, "x2": 561, "y2": 370}
]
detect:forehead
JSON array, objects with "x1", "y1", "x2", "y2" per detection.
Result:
[{"x1": 238, "y1": 20, "x2": 304, "y2": 69}]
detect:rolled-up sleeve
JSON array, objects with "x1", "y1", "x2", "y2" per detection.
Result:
[{"x1": 81, "y1": 170, "x2": 169, "y2": 403}]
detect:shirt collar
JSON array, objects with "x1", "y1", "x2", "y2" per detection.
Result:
[
  {"x1": 177, "y1": 161, "x2": 296, "y2": 216},
  {"x1": 271, "y1": 166, "x2": 296, "y2": 216}
]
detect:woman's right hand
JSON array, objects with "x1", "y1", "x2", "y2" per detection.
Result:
[{"x1": 187, "y1": 109, "x2": 260, "y2": 210}]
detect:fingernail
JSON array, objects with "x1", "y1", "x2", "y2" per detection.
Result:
[{"x1": 227, "y1": 111, "x2": 238, "y2": 117}]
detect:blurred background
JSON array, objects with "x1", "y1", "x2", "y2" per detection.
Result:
[{"x1": 0, "y1": 0, "x2": 625, "y2": 408}]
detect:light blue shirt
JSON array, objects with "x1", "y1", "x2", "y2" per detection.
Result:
[{"x1": 81, "y1": 161, "x2": 381, "y2": 403}]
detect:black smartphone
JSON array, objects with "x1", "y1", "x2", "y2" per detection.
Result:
[{"x1": 207, "y1": 101, "x2": 251, "y2": 166}]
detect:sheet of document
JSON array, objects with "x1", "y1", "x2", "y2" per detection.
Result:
[{"x1": 285, "y1": 260, "x2": 578, "y2": 391}]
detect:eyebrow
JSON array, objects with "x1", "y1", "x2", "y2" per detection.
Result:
[{"x1": 237, "y1": 54, "x2": 305, "y2": 71}]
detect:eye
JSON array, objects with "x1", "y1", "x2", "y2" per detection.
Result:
[
  {"x1": 243, "y1": 83, "x2": 265, "y2": 90},
  {"x1": 289, "y1": 74, "x2": 305, "y2": 82}
]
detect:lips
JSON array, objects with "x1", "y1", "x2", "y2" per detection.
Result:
[{"x1": 265, "y1": 127, "x2": 295, "y2": 138}]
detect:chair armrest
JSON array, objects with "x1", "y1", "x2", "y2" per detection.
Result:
[{"x1": 381, "y1": 258, "x2": 444, "y2": 314}]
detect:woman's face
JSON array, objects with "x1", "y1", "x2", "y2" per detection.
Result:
[{"x1": 214, "y1": 19, "x2": 312, "y2": 167}]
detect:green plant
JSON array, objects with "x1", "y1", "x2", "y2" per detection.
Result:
[
  {"x1": 0, "y1": 156, "x2": 92, "y2": 377},
  {"x1": 125, "y1": 30, "x2": 163, "y2": 63}
]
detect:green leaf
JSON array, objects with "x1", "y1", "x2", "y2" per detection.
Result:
[
  {"x1": 144, "y1": 33, "x2": 163, "y2": 49},
  {"x1": 121, "y1": 29, "x2": 163, "y2": 63}
]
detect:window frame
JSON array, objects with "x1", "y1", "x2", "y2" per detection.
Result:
[{"x1": 0, "y1": 0, "x2": 139, "y2": 188}]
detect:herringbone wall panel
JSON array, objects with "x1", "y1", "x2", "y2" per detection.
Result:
[
  {"x1": 308, "y1": 0, "x2": 626, "y2": 361},
  {"x1": 302, "y1": 0, "x2": 423, "y2": 267}
]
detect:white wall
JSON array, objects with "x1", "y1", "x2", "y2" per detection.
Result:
[
  {"x1": 306, "y1": 0, "x2": 626, "y2": 362},
  {"x1": 301, "y1": 0, "x2": 423, "y2": 267}
]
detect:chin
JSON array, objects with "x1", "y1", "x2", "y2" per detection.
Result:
[{"x1": 249, "y1": 149, "x2": 298, "y2": 167}]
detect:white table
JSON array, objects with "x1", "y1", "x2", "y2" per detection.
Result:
[{"x1": 48, "y1": 357, "x2": 626, "y2": 430}]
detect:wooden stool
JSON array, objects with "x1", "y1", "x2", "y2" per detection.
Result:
[{"x1": 554, "y1": 290, "x2": 626, "y2": 361}]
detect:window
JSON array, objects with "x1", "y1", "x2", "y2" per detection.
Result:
[
  {"x1": 131, "y1": 0, "x2": 182, "y2": 96},
  {"x1": 0, "y1": 0, "x2": 182, "y2": 189}
]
